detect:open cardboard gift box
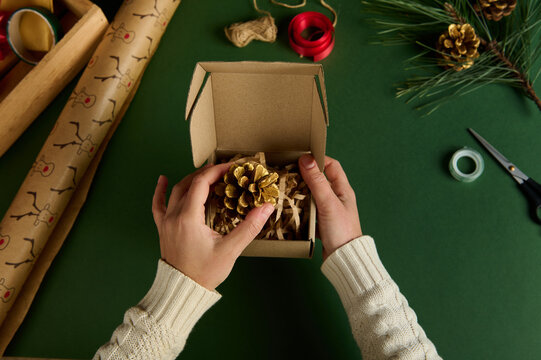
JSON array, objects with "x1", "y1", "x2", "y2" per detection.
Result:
[{"x1": 185, "y1": 61, "x2": 329, "y2": 259}]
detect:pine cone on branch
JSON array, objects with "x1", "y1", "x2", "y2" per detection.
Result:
[
  {"x1": 474, "y1": 0, "x2": 517, "y2": 21},
  {"x1": 215, "y1": 162, "x2": 279, "y2": 217},
  {"x1": 437, "y1": 23, "x2": 480, "y2": 71}
]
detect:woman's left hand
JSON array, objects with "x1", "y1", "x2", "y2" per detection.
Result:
[{"x1": 152, "y1": 163, "x2": 274, "y2": 291}]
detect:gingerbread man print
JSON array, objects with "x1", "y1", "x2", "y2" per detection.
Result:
[
  {"x1": 94, "y1": 56, "x2": 134, "y2": 92},
  {"x1": 106, "y1": 22, "x2": 136, "y2": 44},
  {"x1": 50, "y1": 166, "x2": 78, "y2": 195},
  {"x1": 92, "y1": 99, "x2": 117, "y2": 126},
  {"x1": 31, "y1": 156, "x2": 55, "y2": 177},
  {"x1": 10, "y1": 192, "x2": 56, "y2": 227},
  {"x1": 133, "y1": 0, "x2": 169, "y2": 28},
  {"x1": 5, "y1": 238, "x2": 36, "y2": 269},
  {"x1": 53, "y1": 122, "x2": 96, "y2": 157},
  {"x1": 0, "y1": 231, "x2": 10, "y2": 250},
  {"x1": 0, "y1": 279, "x2": 14, "y2": 303},
  {"x1": 69, "y1": 87, "x2": 97, "y2": 108}
]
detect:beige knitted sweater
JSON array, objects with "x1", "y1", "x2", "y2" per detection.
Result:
[{"x1": 93, "y1": 236, "x2": 442, "y2": 359}]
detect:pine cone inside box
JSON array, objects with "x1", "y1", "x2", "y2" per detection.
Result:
[
  {"x1": 211, "y1": 153, "x2": 310, "y2": 240},
  {"x1": 215, "y1": 162, "x2": 280, "y2": 216},
  {"x1": 474, "y1": 0, "x2": 517, "y2": 21},
  {"x1": 437, "y1": 23, "x2": 480, "y2": 71}
]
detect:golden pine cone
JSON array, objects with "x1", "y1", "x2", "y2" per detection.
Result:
[
  {"x1": 474, "y1": 0, "x2": 517, "y2": 21},
  {"x1": 215, "y1": 162, "x2": 279, "y2": 216},
  {"x1": 437, "y1": 23, "x2": 480, "y2": 71}
]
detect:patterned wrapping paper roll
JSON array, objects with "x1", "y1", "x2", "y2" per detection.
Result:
[{"x1": 0, "y1": 0, "x2": 181, "y2": 325}]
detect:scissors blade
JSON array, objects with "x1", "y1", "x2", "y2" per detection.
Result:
[{"x1": 468, "y1": 128, "x2": 529, "y2": 184}]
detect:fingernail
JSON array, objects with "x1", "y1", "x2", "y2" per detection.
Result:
[
  {"x1": 263, "y1": 203, "x2": 274, "y2": 216},
  {"x1": 300, "y1": 155, "x2": 316, "y2": 169},
  {"x1": 157, "y1": 175, "x2": 163, "y2": 183}
]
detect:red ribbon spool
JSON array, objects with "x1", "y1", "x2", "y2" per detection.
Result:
[{"x1": 288, "y1": 11, "x2": 335, "y2": 62}]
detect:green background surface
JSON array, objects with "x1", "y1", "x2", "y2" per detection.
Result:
[{"x1": 2, "y1": 0, "x2": 541, "y2": 359}]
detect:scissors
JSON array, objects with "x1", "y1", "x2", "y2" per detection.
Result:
[{"x1": 469, "y1": 128, "x2": 541, "y2": 225}]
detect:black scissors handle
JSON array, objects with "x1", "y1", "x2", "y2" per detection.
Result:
[{"x1": 518, "y1": 178, "x2": 541, "y2": 225}]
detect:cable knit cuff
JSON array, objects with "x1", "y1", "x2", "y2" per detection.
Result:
[
  {"x1": 138, "y1": 260, "x2": 221, "y2": 336},
  {"x1": 321, "y1": 236, "x2": 392, "y2": 309}
]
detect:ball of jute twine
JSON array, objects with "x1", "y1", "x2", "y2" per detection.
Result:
[
  {"x1": 225, "y1": 14, "x2": 277, "y2": 48},
  {"x1": 224, "y1": 0, "x2": 337, "y2": 48}
]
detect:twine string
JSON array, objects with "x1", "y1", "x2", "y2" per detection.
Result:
[
  {"x1": 253, "y1": 0, "x2": 273, "y2": 17},
  {"x1": 270, "y1": 0, "x2": 307, "y2": 9}
]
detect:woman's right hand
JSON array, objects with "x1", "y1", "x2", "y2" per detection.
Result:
[{"x1": 298, "y1": 155, "x2": 363, "y2": 260}]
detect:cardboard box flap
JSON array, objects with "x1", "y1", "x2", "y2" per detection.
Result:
[
  {"x1": 311, "y1": 78, "x2": 327, "y2": 170},
  {"x1": 242, "y1": 239, "x2": 314, "y2": 258},
  {"x1": 186, "y1": 62, "x2": 329, "y2": 167},
  {"x1": 316, "y1": 66, "x2": 329, "y2": 126},
  {"x1": 186, "y1": 62, "x2": 329, "y2": 125},
  {"x1": 189, "y1": 76, "x2": 217, "y2": 167},
  {"x1": 199, "y1": 61, "x2": 323, "y2": 76},
  {"x1": 212, "y1": 71, "x2": 315, "y2": 155},
  {"x1": 202, "y1": 61, "x2": 329, "y2": 126},
  {"x1": 185, "y1": 63, "x2": 208, "y2": 121}
]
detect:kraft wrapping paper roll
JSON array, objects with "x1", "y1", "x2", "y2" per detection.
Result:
[{"x1": 0, "y1": 0, "x2": 181, "y2": 326}]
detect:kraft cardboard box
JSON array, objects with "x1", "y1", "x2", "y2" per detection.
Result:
[{"x1": 185, "y1": 61, "x2": 329, "y2": 258}]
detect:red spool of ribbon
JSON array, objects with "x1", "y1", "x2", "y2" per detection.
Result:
[{"x1": 288, "y1": 11, "x2": 335, "y2": 62}]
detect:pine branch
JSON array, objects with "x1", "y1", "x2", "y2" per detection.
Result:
[
  {"x1": 486, "y1": 40, "x2": 541, "y2": 110},
  {"x1": 444, "y1": 2, "x2": 466, "y2": 24},
  {"x1": 444, "y1": 2, "x2": 541, "y2": 111},
  {"x1": 362, "y1": 0, "x2": 541, "y2": 114}
]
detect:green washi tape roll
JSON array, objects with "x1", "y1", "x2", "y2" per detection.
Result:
[
  {"x1": 6, "y1": 7, "x2": 62, "y2": 65},
  {"x1": 449, "y1": 147, "x2": 484, "y2": 182}
]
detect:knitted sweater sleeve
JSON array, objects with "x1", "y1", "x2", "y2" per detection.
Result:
[
  {"x1": 321, "y1": 236, "x2": 442, "y2": 360},
  {"x1": 93, "y1": 260, "x2": 221, "y2": 360}
]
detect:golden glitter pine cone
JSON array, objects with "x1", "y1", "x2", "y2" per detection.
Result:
[
  {"x1": 215, "y1": 162, "x2": 279, "y2": 216},
  {"x1": 437, "y1": 23, "x2": 480, "y2": 71},
  {"x1": 474, "y1": 0, "x2": 517, "y2": 21}
]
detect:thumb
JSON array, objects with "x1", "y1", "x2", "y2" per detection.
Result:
[
  {"x1": 224, "y1": 203, "x2": 275, "y2": 254},
  {"x1": 299, "y1": 155, "x2": 337, "y2": 208}
]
